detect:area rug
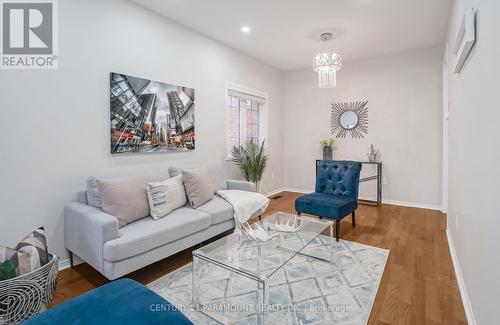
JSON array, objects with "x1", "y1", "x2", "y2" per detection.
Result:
[{"x1": 148, "y1": 236, "x2": 389, "y2": 325}]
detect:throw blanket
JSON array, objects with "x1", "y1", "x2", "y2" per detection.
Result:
[{"x1": 217, "y1": 190, "x2": 269, "y2": 227}]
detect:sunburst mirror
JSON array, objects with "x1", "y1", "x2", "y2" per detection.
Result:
[{"x1": 331, "y1": 101, "x2": 368, "y2": 138}]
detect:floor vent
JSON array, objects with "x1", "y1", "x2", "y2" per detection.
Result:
[{"x1": 271, "y1": 195, "x2": 282, "y2": 200}]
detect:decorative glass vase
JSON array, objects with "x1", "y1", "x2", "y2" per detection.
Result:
[{"x1": 322, "y1": 147, "x2": 333, "y2": 160}]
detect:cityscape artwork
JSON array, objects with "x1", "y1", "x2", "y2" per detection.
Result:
[{"x1": 110, "y1": 72, "x2": 195, "y2": 154}]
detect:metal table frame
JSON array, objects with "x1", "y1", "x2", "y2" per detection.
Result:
[
  {"x1": 358, "y1": 161, "x2": 382, "y2": 206},
  {"x1": 191, "y1": 216, "x2": 334, "y2": 324}
]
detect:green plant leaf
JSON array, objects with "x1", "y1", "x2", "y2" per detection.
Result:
[{"x1": 230, "y1": 139, "x2": 268, "y2": 188}]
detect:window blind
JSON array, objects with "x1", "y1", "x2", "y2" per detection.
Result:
[{"x1": 227, "y1": 89, "x2": 266, "y2": 104}]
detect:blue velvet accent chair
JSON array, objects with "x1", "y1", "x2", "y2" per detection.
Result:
[{"x1": 295, "y1": 160, "x2": 362, "y2": 241}]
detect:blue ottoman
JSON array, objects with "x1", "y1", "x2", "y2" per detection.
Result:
[{"x1": 23, "y1": 278, "x2": 192, "y2": 325}]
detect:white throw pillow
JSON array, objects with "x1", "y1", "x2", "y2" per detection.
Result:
[{"x1": 146, "y1": 176, "x2": 187, "y2": 219}]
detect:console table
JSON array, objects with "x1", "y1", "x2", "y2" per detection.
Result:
[{"x1": 358, "y1": 161, "x2": 382, "y2": 206}]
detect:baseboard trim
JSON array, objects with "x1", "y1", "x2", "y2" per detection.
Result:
[
  {"x1": 266, "y1": 187, "x2": 441, "y2": 211},
  {"x1": 279, "y1": 187, "x2": 313, "y2": 194},
  {"x1": 373, "y1": 198, "x2": 441, "y2": 211},
  {"x1": 264, "y1": 187, "x2": 314, "y2": 197},
  {"x1": 264, "y1": 188, "x2": 287, "y2": 197},
  {"x1": 265, "y1": 187, "x2": 312, "y2": 198},
  {"x1": 58, "y1": 258, "x2": 70, "y2": 271},
  {"x1": 446, "y1": 229, "x2": 476, "y2": 325}
]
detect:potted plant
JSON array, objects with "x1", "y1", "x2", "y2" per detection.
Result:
[
  {"x1": 230, "y1": 140, "x2": 268, "y2": 192},
  {"x1": 320, "y1": 138, "x2": 335, "y2": 160}
]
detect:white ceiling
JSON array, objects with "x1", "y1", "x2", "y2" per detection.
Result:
[{"x1": 134, "y1": 0, "x2": 451, "y2": 71}]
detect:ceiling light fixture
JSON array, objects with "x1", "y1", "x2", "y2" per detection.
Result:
[
  {"x1": 313, "y1": 32, "x2": 342, "y2": 88},
  {"x1": 241, "y1": 26, "x2": 251, "y2": 33}
]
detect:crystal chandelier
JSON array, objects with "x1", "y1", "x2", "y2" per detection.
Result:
[{"x1": 313, "y1": 32, "x2": 342, "y2": 88}]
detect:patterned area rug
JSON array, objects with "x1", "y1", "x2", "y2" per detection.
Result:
[{"x1": 148, "y1": 236, "x2": 389, "y2": 325}]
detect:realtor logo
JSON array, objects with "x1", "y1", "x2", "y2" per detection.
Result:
[{"x1": 1, "y1": 0, "x2": 58, "y2": 69}]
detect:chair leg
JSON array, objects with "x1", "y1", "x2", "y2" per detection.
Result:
[
  {"x1": 68, "y1": 250, "x2": 74, "y2": 268},
  {"x1": 335, "y1": 220, "x2": 340, "y2": 242},
  {"x1": 352, "y1": 210, "x2": 356, "y2": 227}
]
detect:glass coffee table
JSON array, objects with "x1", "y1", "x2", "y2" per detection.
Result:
[{"x1": 191, "y1": 211, "x2": 334, "y2": 324}]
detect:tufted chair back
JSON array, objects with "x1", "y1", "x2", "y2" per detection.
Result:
[{"x1": 315, "y1": 160, "x2": 362, "y2": 199}]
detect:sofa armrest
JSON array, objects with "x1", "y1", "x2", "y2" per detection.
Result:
[
  {"x1": 64, "y1": 202, "x2": 119, "y2": 272},
  {"x1": 226, "y1": 179, "x2": 256, "y2": 192}
]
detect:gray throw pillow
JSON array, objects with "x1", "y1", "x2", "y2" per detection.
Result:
[
  {"x1": 86, "y1": 176, "x2": 104, "y2": 208},
  {"x1": 182, "y1": 168, "x2": 214, "y2": 208}
]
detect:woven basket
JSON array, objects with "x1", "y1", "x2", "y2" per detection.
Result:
[{"x1": 0, "y1": 254, "x2": 58, "y2": 325}]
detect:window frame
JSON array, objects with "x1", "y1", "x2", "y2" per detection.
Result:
[{"x1": 225, "y1": 82, "x2": 268, "y2": 160}]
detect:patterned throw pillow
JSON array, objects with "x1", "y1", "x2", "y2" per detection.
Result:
[
  {"x1": 146, "y1": 175, "x2": 187, "y2": 219},
  {"x1": 0, "y1": 260, "x2": 16, "y2": 280},
  {"x1": 15, "y1": 227, "x2": 49, "y2": 267},
  {"x1": 0, "y1": 227, "x2": 49, "y2": 279},
  {"x1": 0, "y1": 245, "x2": 32, "y2": 277}
]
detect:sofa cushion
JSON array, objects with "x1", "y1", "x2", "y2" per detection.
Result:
[
  {"x1": 182, "y1": 168, "x2": 214, "y2": 208},
  {"x1": 146, "y1": 176, "x2": 187, "y2": 220},
  {"x1": 197, "y1": 196, "x2": 234, "y2": 225},
  {"x1": 97, "y1": 176, "x2": 150, "y2": 227},
  {"x1": 103, "y1": 207, "x2": 210, "y2": 262}
]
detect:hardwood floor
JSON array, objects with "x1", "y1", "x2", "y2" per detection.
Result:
[{"x1": 53, "y1": 191, "x2": 467, "y2": 324}]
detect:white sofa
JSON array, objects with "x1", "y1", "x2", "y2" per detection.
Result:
[{"x1": 64, "y1": 165, "x2": 258, "y2": 280}]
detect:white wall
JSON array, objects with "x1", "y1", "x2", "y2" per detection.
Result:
[
  {"x1": 445, "y1": 0, "x2": 500, "y2": 323},
  {"x1": 282, "y1": 47, "x2": 443, "y2": 207},
  {"x1": 0, "y1": 0, "x2": 283, "y2": 259}
]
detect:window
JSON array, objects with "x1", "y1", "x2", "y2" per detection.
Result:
[{"x1": 226, "y1": 85, "x2": 266, "y2": 159}]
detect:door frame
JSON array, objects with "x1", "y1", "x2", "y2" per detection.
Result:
[{"x1": 442, "y1": 44, "x2": 449, "y2": 214}]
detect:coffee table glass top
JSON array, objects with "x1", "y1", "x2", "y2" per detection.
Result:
[{"x1": 192, "y1": 211, "x2": 332, "y2": 281}]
